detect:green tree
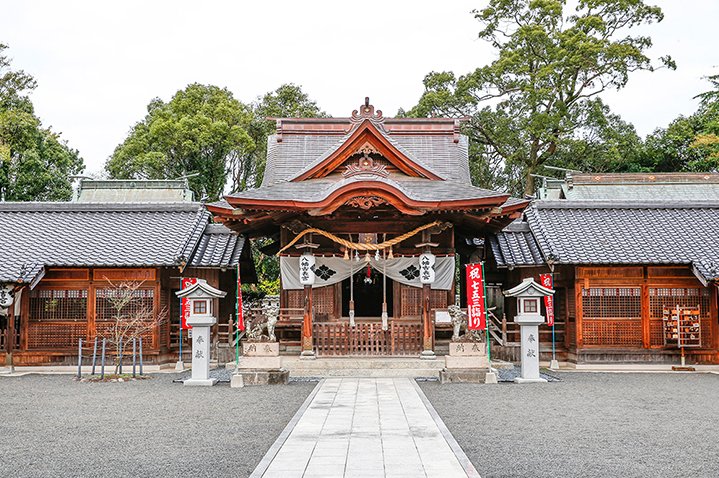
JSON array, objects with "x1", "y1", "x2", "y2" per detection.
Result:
[
  {"x1": 0, "y1": 43, "x2": 83, "y2": 201},
  {"x1": 687, "y1": 74, "x2": 719, "y2": 170},
  {"x1": 408, "y1": 0, "x2": 674, "y2": 195},
  {"x1": 237, "y1": 84, "x2": 326, "y2": 190},
  {"x1": 107, "y1": 83, "x2": 254, "y2": 201}
]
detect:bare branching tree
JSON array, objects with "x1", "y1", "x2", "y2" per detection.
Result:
[{"x1": 99, "y1": 279, "x2": 168, "y2": 374}]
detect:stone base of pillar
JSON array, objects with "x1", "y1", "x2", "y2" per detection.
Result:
[
  {"x1": 514, "y1": 377, "x2": 547, "y2": 384},
  {"x1": 183, "y1": 377, "x2": 218, "y2": 387},
  {"x1": 419, "y1": 350, "x2": 436, "y2": 360},
  {"x1": 300, "y1": 350, "x2": 316, "y2": 360},
  {"x1": 175, "y1": 360, "x2": 185, "y2": 372},
  {"x1": 549, "y1": 359, "x2": 560, "y2": 370},
  {"x1": 439, "y1": 368, "x2": 488, "y2": 383},
  {"x1": 233, "y1": 369, "x2": 289, "y2": 385},
  {"x1": 230, "y1": 373, "x2": 244, "y2": 388},
  {"x1": 484, "y1": 371, "x2": 498, "y2": 384}
]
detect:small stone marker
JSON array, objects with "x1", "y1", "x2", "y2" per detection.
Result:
[
  {"x1": 504, "y1": 278, "x2": 554, "y2": 383},
  {"x1": 175, "y1": 280, "x2": 227, "y2": 387}
]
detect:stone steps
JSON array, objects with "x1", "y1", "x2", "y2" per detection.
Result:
[{"x1": 282, "y1": 356, "x2": 445, "y2": 378}]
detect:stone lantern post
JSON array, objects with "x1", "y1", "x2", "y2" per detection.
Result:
[
  {"x1": 176, "y1": 280, "x2": 227, "y2": 387},
  {"x1": 503, "y1": 278, "x2": 554, "y2": 383}
]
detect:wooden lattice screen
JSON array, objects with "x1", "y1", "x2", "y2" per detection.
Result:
[
  {"x1": 313, "y1": 286, "x2": 335, "y2": 321},
  {"x1": 28, "y1": 289, "x2": 88, "y2": 349},
  {"x1": 95, "y1": 288, "x2": 156, "y2": 348},
  {"x1": 649, "y1": 288, "x2": 711, "y2": 347},
  {"x1": 581, "y1": 287, "x2": 642, "y2": 346}
]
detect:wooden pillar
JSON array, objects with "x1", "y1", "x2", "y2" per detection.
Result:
[
  {"x1": 420, "y1": 283, "x2": 435, "y2": 358},
  {"x1": 301, "y1": 285, "x2": 315, "y2": 358},
  {"x1": 87, "y1": 282, "x2": 96, "y2": 343},
  {"x1": 575, "y1": 279, "x2": 584, "y2": 348},
  {"x1": 641, "y1": 281, "x2": 650, "y2": 349}
]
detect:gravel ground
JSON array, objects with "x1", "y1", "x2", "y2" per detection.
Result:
[
  {"x1": 0, "y1": 373, "x2": 315, "y2": 478},
  {"x1": 420, "y1": 372, "x2": 719, "y2": 478}
]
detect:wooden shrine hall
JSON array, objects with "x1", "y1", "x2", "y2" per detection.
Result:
[{"x1": 208, "y1": 99, "x2": 527, "y2": 357}]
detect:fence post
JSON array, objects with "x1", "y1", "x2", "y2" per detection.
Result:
[
  {"x1": 132, "y1": 338, "x2": 137, "y2": 378},
  {"x1": 77, "y1": 338, "x2": 83, "y2": 379},
  {"x1": 91, "y1": 337, "x2": 98, "y2": 375},
  {"x1": 502, "y1": 315, "x2": 508, "y2": 344},
  {"x1": 118, "y1": 341, "x2": 123, "y2": 375},
  {"x1": 101, "y1": 338, "x2": 106, "y2": 379},
  {"x1": 139, "y1": 337, "x2": 144, "y2": 375}
]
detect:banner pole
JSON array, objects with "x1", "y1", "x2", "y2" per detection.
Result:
[
  {"x1": 179, "y1": 278, "x2": 183, "y2": 363},
  {"x1": 481, "y1": 261, "x2": 491, "y2": 365},
  {"x1": 549, "y1": 267, "x2": 557, "y2": 361},
  {"x1": 235, "y1": 263, "x2": 240, "y2": 370}
]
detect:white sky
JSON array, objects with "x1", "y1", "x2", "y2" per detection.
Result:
[{"x1": 2, "y1": 0, "x2": 718, "y2": 176}]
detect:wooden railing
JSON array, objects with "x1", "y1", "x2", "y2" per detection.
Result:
[{"x1": 313, "y1": 321, "x2": 422, "y2": 356}]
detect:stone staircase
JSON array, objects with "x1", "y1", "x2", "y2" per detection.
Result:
[{"x1": 282, "y1": 356, "x2": 445, "y2": 378}]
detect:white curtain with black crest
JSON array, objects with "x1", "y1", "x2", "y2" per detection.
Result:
[{"x1": 280, "y1": 256, "x2": 455, "y2": 290}]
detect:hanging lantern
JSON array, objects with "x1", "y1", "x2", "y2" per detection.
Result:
[
  {"x1": 419, "y1": 252, "x2": 436, "y2": 284},
  {"x1": 299, "y1": 253, "x2": 316, "y2": 286}
]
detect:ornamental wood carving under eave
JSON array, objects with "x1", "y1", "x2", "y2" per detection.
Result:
[
  {"x1": 343, "y1": 145, "x2": 389, "y2": 179},
  {"x1": 345, "y1": 196, "x2": 389, "y2": 210}
]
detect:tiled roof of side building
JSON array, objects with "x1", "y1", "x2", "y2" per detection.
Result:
[
  {"x1": 490, "y1": 221, "x2": 545, "y2": 268},
  {"x1": 0, "y1": 202, "x2": 244, "y2": 285},
  {"x1": 189, "y1": 224, "x2": 245, "y2": 268},
  {"x1": 524, "y1": 201, "x2": 719, "y2": 283}
]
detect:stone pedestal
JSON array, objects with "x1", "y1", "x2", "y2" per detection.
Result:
[
  {"x1": 231, "y1": 341, "x2": 288, "y2": 386},
  {"x1": 184, "y1": 315, "x2": 217, "y2": 387},
  {"x1": 514, "y1": 320, "x2": 547, "y2": 384},
  {"x1": 440, "y1": 341, "x2": 491, "y2": 383}
]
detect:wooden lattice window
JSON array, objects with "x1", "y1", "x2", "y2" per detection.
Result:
[
  {"x1": 581, "y1": 287, "x2": 641, "y2": 319},
  {"x1": 29, "y1": 289, "x2": 88, "y2": 321},
  {"x1": 313, "y1": 286, "x2": 335, "y2": 320},
  {"x1": 649, "y1": 288, "x2": 711, "y2": 347},
  {"x1": 581, "y1": 287, "x2": 642, "y2": 347}
]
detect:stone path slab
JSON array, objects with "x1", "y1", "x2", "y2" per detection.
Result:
[{"x1": 252, "y1": 378, "x2": 479, "y2": 478}]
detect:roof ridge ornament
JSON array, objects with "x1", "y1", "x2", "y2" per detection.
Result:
[{"x1": 350, "y1": 97, "x2": 385, "y2": 130}]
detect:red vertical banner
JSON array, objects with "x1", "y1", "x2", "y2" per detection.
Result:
[
  {"x1": 236, "y1": 265, "x2": 245, "y2": 332},
  {"x1": 540, "y1": 273, "x2": 554, "y2": 326},
  {"x1": 180, "y1": 278, "x2": 198, "y2": 330},
  {"x1": 466, "y1": 263, "x2": 486, "y2": 330}
]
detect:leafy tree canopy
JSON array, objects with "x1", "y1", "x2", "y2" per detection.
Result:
[
  {"x1": 237, "y1": 84, "x2": 326, "y2": 191},
  {"x1": 0, "y1": 43, "x2": 84, "y2": 201},
  {"x1": 408, "y1": 0, "x2": 674, "y2": 195},
  {"x1": 107, "y1": 83, "x2": 254, "y2": 201}
]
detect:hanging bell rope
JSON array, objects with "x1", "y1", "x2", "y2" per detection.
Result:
[{"x1": 278, "y1": 221, "x2": 446, "y2": 255}]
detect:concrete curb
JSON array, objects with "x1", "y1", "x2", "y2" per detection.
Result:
[{"x1": 411, "y1": 378, "x2": 481, "y2": 478}]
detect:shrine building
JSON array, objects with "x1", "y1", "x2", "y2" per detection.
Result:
[{"x1": 208, "y1": 99, "x2": 527, "y2": 357}]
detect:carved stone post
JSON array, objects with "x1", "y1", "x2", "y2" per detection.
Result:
[{"x1": 301, "y1": 284, "x2": 315, "y2": 359}]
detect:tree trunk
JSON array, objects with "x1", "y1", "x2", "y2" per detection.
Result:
[{"x1": 523, "y1": 139, "x2": 540, "y2": 197}]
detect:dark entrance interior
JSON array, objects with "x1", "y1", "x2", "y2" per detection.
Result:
[{"x1": 341, "y1": 266, "x2": 394, "y2": 317}]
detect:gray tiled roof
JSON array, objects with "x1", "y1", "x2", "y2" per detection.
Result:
[
  {"x1": 524, "y1": 201, "x2": 719, "y2": 283},
  {"x1": 228, "y1": 174, "x2": 506, "y2": 204},
  {"x1": 189, "y1": 224, "x2": 245, "y2": 268},
  {"x1": 261, "y1": 133, "x2": 471, "y2": 186},
  {"x1": 0, "y1": 202, "x2": 244, "y2": 284},
  {"x1": 490, "y1": 221, "x2": 545, "y2": 268}
]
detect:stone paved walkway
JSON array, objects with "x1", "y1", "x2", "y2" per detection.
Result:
[{"x1": 253, "y1": 378, "x2": 478, "y2": 478}]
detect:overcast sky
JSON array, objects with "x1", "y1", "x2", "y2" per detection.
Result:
[{"x1": 2, "y1": 0, "x2": 718, "y2": 176}]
